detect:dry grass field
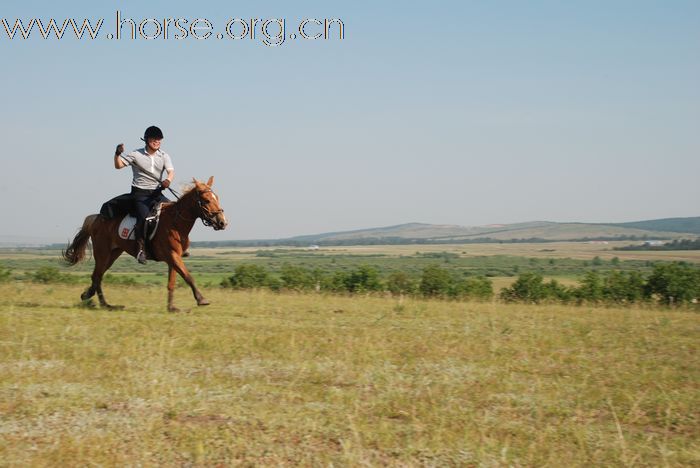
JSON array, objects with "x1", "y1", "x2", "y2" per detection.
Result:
[
  {"x1": 1, "y1": 283, "x2": 698, "y2": 466},
  {"x1": 191, "y1": 241, "x2": 700, "y2": 263}
]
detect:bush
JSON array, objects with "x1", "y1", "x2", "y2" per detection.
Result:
[
  {"x1": 386, "y1": 271, "x2": 416, "y2": 296},
  {"x1": 500, "y1": 273, "x2": 547, "y2": 303},
  {"x1": 543, "y1": 279, "x2": 575, "y2": 303},
  {"x1": 602, "y1": 271, "x2": 646, "y2": 304},
  {"x1": 344, "y1": 265, "x2": 383, "y2": 293},
  {"x1": 321, "y1": 271, "x2": 351, "y2": 293},
  {"x1": 318, "y1": 266, "x2": 383, "y2": 294},
  {"x1": 645, "y1": 262, "x2": 700, "y2": 305},
  {"x1": 576, "y1": 271, "x2": 604, "y2": 303},
  {"x1": 31, "y1": 266, "x2": 76, "y2": 284},
  {"x1": 0, "y1": 263, "x2": 11, "y2": 283},
  {"x1": 572, "y1": 271, "x2": 648, "y2": 304},
  {"x1": 453, "y1": 276, "x2": 493, "y2": 301},
  {"x1": 501, "y1": 274, "x2": 576, "y2": 304},
  {"x1": 221, "y1": 264, "x2": 269, "y2": 289},
  {"x1": 265, "y1": 275, "x2": 283, "y2": 292},
  {"x1": 279, "y1": 264, "x2": 317, "y2": 291},
  {"x1": 419, "y1": 265, "x2": 453, "y2": 298},
  {"x1": 103, "y1": 274, "x2": 138, "y2": 286}
]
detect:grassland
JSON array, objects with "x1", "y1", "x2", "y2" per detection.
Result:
[
  {"x1": 0, "y1": 242, "x2": 698, "y2": 465},
  {"x1": 3, "y1": 241, "x2": 699, "y2": 291},
  {"x1": 0, "y1": 282, "x2": 698, "y2": 466}
]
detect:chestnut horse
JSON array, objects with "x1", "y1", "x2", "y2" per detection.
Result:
[{"x1": 63, "y1": 177, "x2": 228, "y2": 311}]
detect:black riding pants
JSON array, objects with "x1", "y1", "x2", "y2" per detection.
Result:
[{"x1": 130, "y1": 186, "x2": 168, "y2": 240}]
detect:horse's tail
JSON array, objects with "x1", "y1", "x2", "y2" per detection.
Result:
[{"x1": 62, "y1": 214, "x2": 99, "y2": 265}]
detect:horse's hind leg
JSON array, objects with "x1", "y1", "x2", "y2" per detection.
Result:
[
  {"x1": 166, "y1": 265, "x2": 179, "y2": 312},
  {"x1": 81, "y1": 285, "x2": 97, "y2": 301},
  {"x1": 92, "y1": 248, "x2": 123, "y2": 310}
]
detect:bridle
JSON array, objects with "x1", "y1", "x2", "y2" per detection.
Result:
[
  {"x1": 176, "y1": 188, "x2": 224, "y2": 228},
  {"x1": 197, "y1": 189, "x2": 225, "y2": 228}
]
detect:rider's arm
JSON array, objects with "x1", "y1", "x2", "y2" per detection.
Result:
[
  {"x1": 114, "y1": 143, "x2": 127, "y2": 169},
  {"x1": 163, "y1": 153, "x2": 175, "y2": 184},
  {"x1": 114, "y1": 154, "x2": 127, "y2": 169}
]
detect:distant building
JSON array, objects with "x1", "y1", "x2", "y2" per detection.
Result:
[
  {"x1": 308, "y1": 245, "x2": 320, "y2": 250},
  {"x1": 643, "y1": 240, "x2": 665, "y2": 246}
]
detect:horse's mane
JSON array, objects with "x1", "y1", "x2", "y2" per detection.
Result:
[
  {"x1": 175, "y1": 183, "x2": 205, "y2": 200},
  {"x1": 178, "y1": 184, "x2": 196, "y2": 196},
  {"x1": 156, "y1": 185, "x2": 192, "y2": 212}
]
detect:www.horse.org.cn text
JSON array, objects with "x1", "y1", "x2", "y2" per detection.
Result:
[{"x1": 0, "y1": 11, "x2": 345, "y2": 47}]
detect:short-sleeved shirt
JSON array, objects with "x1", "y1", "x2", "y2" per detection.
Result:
[{"x1": 119, "y1": 148, "x2": 174, "y2": 190}]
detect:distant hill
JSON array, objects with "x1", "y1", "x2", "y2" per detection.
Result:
[
  {"x1": 189, "y1": 217, "x2": 700, "y2": 248},
  {"x1": 603, "y1": 217, "x2": 700, "y2": 235},
  {"x1": 285, "y1": 220, "x2": 697, "y2": 243},
  {"x1": 6, "y1": 217, "x2": 696, "y2": 249}
]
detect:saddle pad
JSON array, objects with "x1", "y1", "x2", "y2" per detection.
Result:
[
  {"x1": 118, "y1": 215, "x2": 138, "y2": 240},
  {"x1": 117, "y1": 204, "x2": 163, "y2": 241}
]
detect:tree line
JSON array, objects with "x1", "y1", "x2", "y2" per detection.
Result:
[
  {"x1": 221, "y1": 262, "x2": 700, "y2": 306},
  {"x1": 500, "y1": 264, "x2": 699, "y2": 305},
  {"x1": 189, "y1": 234, "x2": 662, "y2": 248},
  {"x1": 615, "y1": 238, "x2": 700, "y2": 251},
  {"x1": 2, "y1": 260, "x2": 697, "y2": 307},
  {"x1": 220, "y1": 263, "x2": 494, "y2": 301}
]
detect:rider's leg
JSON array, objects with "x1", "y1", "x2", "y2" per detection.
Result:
[{"x1": 133, "y1": 197, "x2": 150, "y2": 264}]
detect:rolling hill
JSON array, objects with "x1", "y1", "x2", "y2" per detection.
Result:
[
  {"x1": 187, "y1": 217, "x2": 700, "y2": 247},
  {"x1": 284, "y1": 219, "x2": 699, "y2": 244}
]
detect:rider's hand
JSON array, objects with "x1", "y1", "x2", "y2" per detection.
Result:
[
  {"x1": 115, "y1": 143, "x2": 124, "y2": 156},
  {"x1": 161, "y1": 179, "x2": 171, "y2": 189}
]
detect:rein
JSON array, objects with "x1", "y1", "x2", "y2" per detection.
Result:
[{"x1": 124, "y1": 157, "x2": 221, "y2": 227}]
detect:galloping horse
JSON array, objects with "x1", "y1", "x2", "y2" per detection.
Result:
[{"x1": 63, "y1": 177, "x2": 227, "y2": 311}]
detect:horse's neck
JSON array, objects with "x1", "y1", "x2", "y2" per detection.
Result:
[{"x1": 166, "y1": 191, "x2": 199, "y2": 234}]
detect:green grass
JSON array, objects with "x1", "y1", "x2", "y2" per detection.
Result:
[
  {"x1": 0, "y1": 246, "x2": 682, "y2": 288},
  {"x1": 1, "y1": 283, "x2": 698, "y2": 466}
]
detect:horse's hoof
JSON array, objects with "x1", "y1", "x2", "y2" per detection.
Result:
[
  {"x1": 104, "y1": 304, "x2": 124, "y2": 311},
  {"x1": 197, "y1": 299, "x2": 210, "y2": 306},
  {"x1": 168, "y1": 306, "x2": 180, "y2": 313}
]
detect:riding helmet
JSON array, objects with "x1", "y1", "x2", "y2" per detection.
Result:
[{"x1": 143, "y1": 126, "x2": 164, "y2": 141}]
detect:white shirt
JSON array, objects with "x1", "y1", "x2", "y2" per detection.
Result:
[{"x1": 119, "y1": 147, "x2": 174, "y2": 190}]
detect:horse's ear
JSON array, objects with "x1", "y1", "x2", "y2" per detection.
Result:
[
  {"x1": 192, "y1": 177, "x2": 199, "y2": 185},
  {"x1": 206, "y1": 176, "x2": 214, "y2": 187}
]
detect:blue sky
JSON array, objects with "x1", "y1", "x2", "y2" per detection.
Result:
[{"x1": 0, "y1": 1, "x2": 698, "y2": 242}]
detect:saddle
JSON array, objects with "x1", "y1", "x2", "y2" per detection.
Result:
[
  {"x1": 117, "y1": 203, "x2": 164, "y2": 241},
  {"x1": 100, "y1": 193, "x2": 168, "y2": 241},
  {"x1": 100, "y1": 192, "x2": 170, "y2": 260}
]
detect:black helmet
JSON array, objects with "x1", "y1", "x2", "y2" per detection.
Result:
[{"x1": 143, "y1": 125, "x2": 164, "y2": 141}]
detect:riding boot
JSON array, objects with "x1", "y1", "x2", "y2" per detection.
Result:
[
  {"x1": 135, "y1": 223, "x2": 147, "y2": 265},
  {"x1": 136, "y1": 238, "x2": 147, "y2": 264}
]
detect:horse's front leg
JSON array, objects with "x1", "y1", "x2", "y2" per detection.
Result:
[{"x1": 169, "y1": 254, "x2": 210, "y2": 308}]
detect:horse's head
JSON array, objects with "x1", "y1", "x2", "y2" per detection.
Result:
[{"x1": 193, "y1": 176, "x2": 228, "y2": 230}]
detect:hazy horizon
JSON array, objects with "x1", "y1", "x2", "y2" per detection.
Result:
[
  {"x1": 1, "y1": 1, "x2": 698, "y2": 242},
  {"x1": 2, "y1": 215, "x2": 698, "y2": 246}
]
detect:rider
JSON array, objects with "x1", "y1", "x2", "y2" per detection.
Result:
[{"x1": 114, "y1": 126, "x2": 174, "y2": 264}]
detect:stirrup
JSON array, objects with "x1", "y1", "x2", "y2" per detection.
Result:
[{"x1": 137, "y1": 249, "x2": 148, "y2": 265}]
